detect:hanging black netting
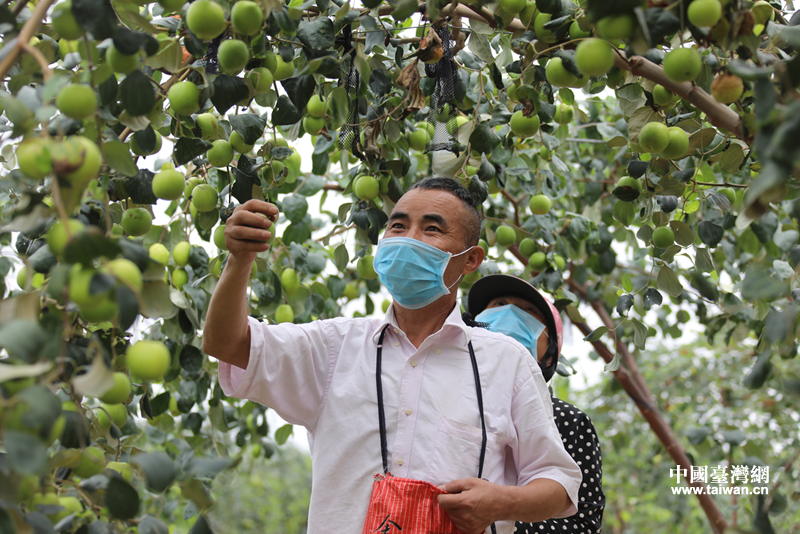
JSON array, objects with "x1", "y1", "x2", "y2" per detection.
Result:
[
  {"x1": 424, "y1": 24, "x2": 463, "y2": 155},
  {"x1": 337, "y1": 24, "x2": 361, "y2": 154},
  {"x1": 199, "y1": 32, "x2": 227, "y2": 75}
]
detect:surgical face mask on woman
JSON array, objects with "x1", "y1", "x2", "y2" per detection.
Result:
[
  {"x1": 372, "y1": 237, "x2": 473, "y2": 310},
  {"x1": 475, "y1": 300, "x2": 549, "y2": 360}
]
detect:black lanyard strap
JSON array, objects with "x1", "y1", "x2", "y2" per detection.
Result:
[{"x1": 375, "y1": 325, "x2": 488, "y2": 478}]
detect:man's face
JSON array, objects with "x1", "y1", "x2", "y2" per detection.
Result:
[
  {"x1": 485, "y1": 295, "x2": 550, "y2": 362},
  {"x1": 384, "y1": 189, "x2": 483, "y2": 288}
]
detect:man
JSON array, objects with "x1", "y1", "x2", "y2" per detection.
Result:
[
  {"x1": 203, "y1": 177, "x2": 581, "y2": 534},
  {"x1": 468, "y1": 274, "x2": 605, "y2": 534}
]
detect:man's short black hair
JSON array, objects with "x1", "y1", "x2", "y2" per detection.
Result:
[{"x1": 409, "y1": 177, "x2": 482, "y2": 247}]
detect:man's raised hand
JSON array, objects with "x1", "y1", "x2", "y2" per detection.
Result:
[{"x1": 224, "y1": 200, "x2": 280, "y2": 263}]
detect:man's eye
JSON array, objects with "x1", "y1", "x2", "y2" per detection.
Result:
[{"x1": 426, "y1": 226, "x2": 441, "y2": 232}]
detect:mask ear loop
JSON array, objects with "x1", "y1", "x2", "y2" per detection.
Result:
[{"x1": 444, "y1": 245, "x2": 475, "y2": 291}]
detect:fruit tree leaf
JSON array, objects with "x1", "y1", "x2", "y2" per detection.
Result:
[
  {"x1": 131, "y1": 452, "x2": 176, "y2": 493},
  {"x1": 103, "y1": 140, "x2": 138, "y2": 177},
  {"x1": 685, "y1": 426, "x2": 711, "y2": 445},
  {"x1": 297, "y1": 17, "x2": 335, "y2": 50},
  {"x1": 630, "y1": 317, "x2": 648, "y2": 350},
  {"x1": 73, "y1": 0, "x2": 118, "y2": 40},
  {"x1": 333, "y1": 244, "x2": 349, "y2": 271},
  {"x1": 120, "y1": 70, "x2": 156, "y2": 116},
  {"x1": 616, "y1": 294, "x2": 633, "y2": 316},
  {"x1": 469, "y1": 122, "x2": 501, "y2": 155},
  {"x1": 271, "y1": 95, "x2": 302, "y2": 126},
  {"x1": 138, "y1": 516, "x2": 169, "y2": 534},
  {"x1": 582, "y1": 326, "x2": 609, "y2": 342},
  {"x1": 106, "y1": 477, "x2": 140, "y2": 519},
  {"x1": 281, "y1": 74, "x2": 316, "y2": 113},
  {"x1": 741, "y1": 267, "x2": 787, "y2": 302},
  {"x1": 174, "y1": 138, "x2": 213, "y2": 167},
  {"x1": 695, "y1": 247, "x2": 715, "y2": 273},
  {"x1": 697, "y1": 221, "x2": 724, "y2": 248},
  {"x1": 275, "y1": 423, "x2": 293, "y2": 445},
  {"x1": 188, "y1": 515, "x2": 214, "y2": 534},
  {"x1": 228, "y1": 113, "x2": 267, "y2": 146},
  {"x1": 230, "y1": 166, "x2": 258, "y2": 204},
  {"x1": 282, "y1": 194, "x2": 309, "y2": 224},
  {"x1": 189, "y1": 457, "x2": 240, "y2": 480},
  {"x1": 612, "y1": 201, "x2": 635, "y2": 227},
  {"x1": 4, "y1": 430, "x2": 48, "y2": 474},
  {"x1": 115, "y1": 169, "x2": 158, "y2": 204},
  {"x1": 656, "y1": 265, "x2": 682, "y2": 298},
  {"x1": 210, "y1": 75, "x2": 250, "y2": 115},
  {"x1": 64, "y1": 231, "x2": 122, "y2": 265},
  {"x1": 0, "y1": 319, "x2": 46, "y2": 362},
  {"x1": 642, "y1": 287, "x2": 662, "y2": 310}
]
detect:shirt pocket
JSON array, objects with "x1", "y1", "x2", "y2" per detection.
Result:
[{"x1": 425, "y1": 417, "x2": 500, "y2": 486}]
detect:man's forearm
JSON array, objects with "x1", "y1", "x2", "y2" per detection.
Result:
[
  {"x1": 496, "y1": 478, "x2": 571, "y2": 523},
  {"x1": 202, "y1": 253, "x2": 253, "y2": 369}
]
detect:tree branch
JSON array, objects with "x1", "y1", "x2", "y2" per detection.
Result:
[{"x1": 0, "y1": 0, "x2": 57, "y2": 81}]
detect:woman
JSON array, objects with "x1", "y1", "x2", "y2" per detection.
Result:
[{"x1": 468, "y1": 274, "x2": 605, "y2": 534}]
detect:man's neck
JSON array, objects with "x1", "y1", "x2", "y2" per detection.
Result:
[{"x1": 393, "y1": 299, "x2": 457, "y2": 348}]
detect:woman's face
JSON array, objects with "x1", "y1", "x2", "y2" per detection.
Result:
[{"x1": 485, "y1": 295, "x2": 550, "y2": 361}]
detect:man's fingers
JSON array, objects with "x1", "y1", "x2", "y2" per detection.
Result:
[
  {"x1": 228, "y1": 225, "x2": 271, "y2": 243},
  {"x1": 234, "y1": 210, "x2": 273, "y2": 230},
  {"x1": 437, "y1": 493, "x2": 459, "y2": 509},
  {"x1": 240, "y1": 199, "x2": 279, "y2": 222}
]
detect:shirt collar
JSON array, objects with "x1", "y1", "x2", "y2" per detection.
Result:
[{"x1": 371, "y1": 302, "x2": 472, "y2": 346}]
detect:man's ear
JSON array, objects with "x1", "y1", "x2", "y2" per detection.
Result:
[{"x1": 462, "y1": 245, "x2": 485, "y2": 275}]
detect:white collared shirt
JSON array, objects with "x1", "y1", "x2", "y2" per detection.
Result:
[{"x1": 218, "y1": 304, "x2": 581, "y2": 534}]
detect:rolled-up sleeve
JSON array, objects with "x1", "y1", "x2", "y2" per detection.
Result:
[
  {"x1": 217, "y1": 316, "x2": 334, "y2": 429},
  {"x1": 512, "y1": 365, "x2": 582, "y2": 517}
]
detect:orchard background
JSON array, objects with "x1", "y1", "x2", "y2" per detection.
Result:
[{"x1": 1, "y1": 0, "x2": 800, "y2": 532}]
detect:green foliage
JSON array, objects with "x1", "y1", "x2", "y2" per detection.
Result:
[{"x1": 1, "y1": 0, "x2": 800, "y2": 532}]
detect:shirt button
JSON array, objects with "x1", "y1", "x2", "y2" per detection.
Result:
[
  {"x1": 397, "y1": 459, "x2": 404, "y2": 466},
  {"x1": 410, "y1": 360, "x2": 418, "y2": 367},
  {"x1": 394, "y1": 341, "x2": 400, "y2": 347},
  {"x1": 435, "y1": 349, "x2": 441, "y2": 354},
  {"x1": 405, "y1": 408, "x2": 412, "y2": 415},
  {"x1": 393, "y1": 328, "x2": 399, "y2": 334}
]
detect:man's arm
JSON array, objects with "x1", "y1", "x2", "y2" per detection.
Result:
[
  {"x1": 202, "y1": 199, "x2": 279, "y2": 369},
  {"x1": 437, "y1": 477, "x2": 571, "y2": 534}
]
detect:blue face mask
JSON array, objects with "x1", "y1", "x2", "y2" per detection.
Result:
[
  {"x1": 373, "y1": 237, "x2": 473, "y2": 310},
  {"x1": 475, "y1": 304, "x2": 546, "y2": 358}
]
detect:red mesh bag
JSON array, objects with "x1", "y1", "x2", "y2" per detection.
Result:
[{"x1": 362, "y1": 473, "x2": 461, "y2": 534}]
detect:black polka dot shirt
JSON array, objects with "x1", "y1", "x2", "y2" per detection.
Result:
[{"x1": 515, "y1": 397, "x2": 605, "y2": 534}]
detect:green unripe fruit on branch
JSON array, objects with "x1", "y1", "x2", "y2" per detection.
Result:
[
  {"x1": 510, "y1": 111, "x2": 540, "y2": 138},
  {"x1": 230, "y1": 131, "x2": 254, "y2": 153},
  {"x1": 495, "y1": 225, "x2": 517, "y2": 246},
  {"x1": 173, "y1": 241, "x2": 191, "y2": 267},
  {"x1": 533, "y1": 13, "x2": 555, "y2": 43},
  {"x1": 52, "y1": 2, "x2": 85, "y2": 40},
  {"x1": 168, "y1": 81, "x2": 200, "y2": 116},
  {"x1": 545, "y1": 57, "x2": 581, "y2": 88},
  {"x1": 106, "y1": 44, "x2": 139, "y2": 75},
  {"x1": 281, "y1": 268, "x2": 300, "y2": 295},
  {"x1": 652, "y1": 226, "x2": 675, "y2": 248},
  {"x1": 173, "y1": 267, "x2": 189, "y2": 289},
  {"x1": 218, "y1": 39, "x2": 250, "y2": 76},
  {"x1": 273, "y1": 56, "x2": 295, "y2": 81},
  {"x1": 518, "y1": 238, "x2": 537, "y2": 258},
  {"x1": 306, "y1": 95, "x2": 326, "y2": 118},
  {"x1": 186, "y1": 0, "x2": 227, "y2": 40},
  {"x1": 47, "y1": 218, "x2": 85, "y2": 256},
  {"x1": 99, "y1": 372, "x2": 132, "y2": 404},
  {"x1": 596, "y1": 14, "x2": 635, "y2": 40},
  {"x1": 653, "y1": 84, "x2": 676, "y2": 107},
  {"x1": 354, "y1": 175, "x2": 380, "y2": 201},
  {"x1": 213, "y1": 225, "x2": 228, "y2": 250},
  {"x1": 275, "y1": 304, "x2": 294, "y2": 324},
  {"x1": 617, "y1": 176, "x2": 643, "y2": 193},
  {"x1": 529, "y1": 194, "x2": 552, "y2": 215},
  {"x1": 191, "y1": 184, "x2": 219, "y2": 212},
  {"x1": 126, "y1": 340, "x2": 171, "y2": 382},
  {"x1": 231, "y1": 0, "x2": 264, "y2": 36},
  {"x1": 207, "y1": 140, "x2": 234, "y2": 168},
  {"x1": 16, "y1": 138, "x2": 52, "y2": 179},
  {"x1": 197, "y1": 113, "x2": 222, "y2": 140},
  {"x1": 106, "y1": 258, "x2": 143, "y2": 291},
  {"x1": 662, "y1": 48, "x2": 702, "y2": 83},
  {"x1": 408, "y1": 128, "x2": 431, "y2": 151},
  {"x1": 56, "y1": 84, "x2": 97, "y2": 120},
  {"x1": 659, "y1": 127, "x2": 689, "y2": 160},
  {"x1": 638, "y1": 122, "x2": 670, "y2": 153},
  {"x1": 130, "y1": 130, "x2": 162, "y2": 156},
  {"x1": 246, "y1": 68, "x2": 273, "y2": 93},
  {"x1": 529, "y1": 251, "x2": 547, "y2": 271},
  {"x1": 575, "y1": 38, "x2": 615, "y2": 77},
  {"x1": 152, "y1": 167, "x2": 185, "y2": 200},
  {"x1": 357, "y1": 255, "x2": 378, "y2": 280},
  {"x1": 121, "y1": 207, "x2": 153, "y2": 236},
  {"x1": 688, "y1": 0, "x2": 722, "y2": 28},
  {"x1": 303, "y1": 116, "x2": 324, "y2": 136},
  {"x1": 553, "y1": 104, "x2": 574, "y2": 125}
]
